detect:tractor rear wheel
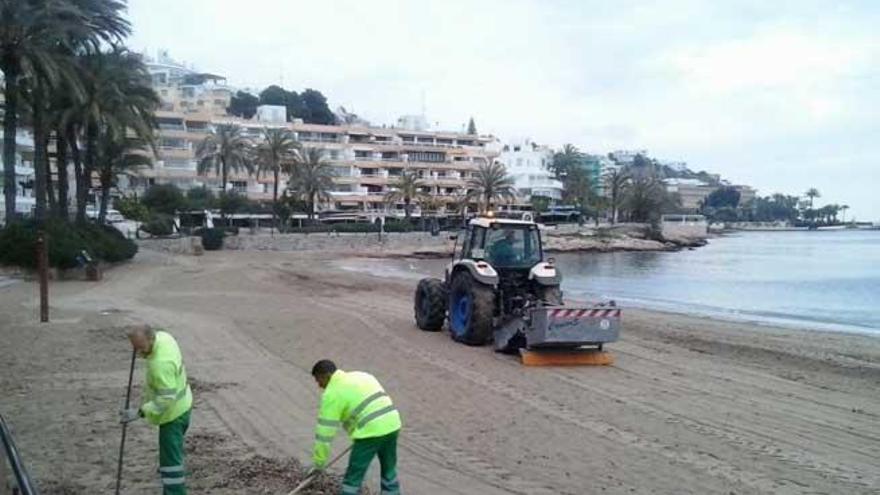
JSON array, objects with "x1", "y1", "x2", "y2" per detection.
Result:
[
  {"x1": 448, "y1": 272, "x2": 494, "y2": 345},
  {"x1": 415, "y1": 278, "x2": 447, "y2": 331}
]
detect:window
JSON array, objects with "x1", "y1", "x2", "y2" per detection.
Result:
[
  {"x1": 408, "y1": 151, "x2": 445, "y2": 163},
  {"x1": 231, "y1": 181, "x2": 248, "y2": 193},
  {"x1": 159, "y1": 137, "x2": 187, "y2": 149},
  {"x1": 400, "y1": 135, "x2": 415, "y2": 143},
  {"x1": 483, "y1": 225, "x2": 542, "y2": 268}
]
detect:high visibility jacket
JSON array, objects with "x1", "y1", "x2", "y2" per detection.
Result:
[
  {"x1": 312, "y1": 370, "x2": 402, "y2": 467},
  {"x1": 140, "y1": 331, "x2": 192, "y2": 426}
]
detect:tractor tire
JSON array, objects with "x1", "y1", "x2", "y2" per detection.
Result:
[
  {"x1": 448, "y1": 272, "x2": 495, "y2": 346},
  {"x1": 414, "y1": 278, "x2": 447, "y2": 331},
  {"x1": 537, "y1": 285, "x2": 563, "y2": 305}
]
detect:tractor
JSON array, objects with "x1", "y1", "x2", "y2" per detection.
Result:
[{"x1": 413, "y1": 216, "x2": 621, "y2": 362}]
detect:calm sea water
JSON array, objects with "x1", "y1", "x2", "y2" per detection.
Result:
[{"x1": 350, "y1": 230, "x2": 880, "y2": 335}]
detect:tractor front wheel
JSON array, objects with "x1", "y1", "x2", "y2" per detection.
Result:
[{"x1": 448, "y1": 272, "x2": 494, "y2": 345}]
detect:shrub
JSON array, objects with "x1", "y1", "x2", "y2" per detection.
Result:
[
  {"x1": 115, "y1": 196, "x2": 150, "y2": 222},
  {"x1": 140, "y1": 214, "x2": 175, "y2": 236},
  {"x1": 200, "y1": 228, "x2": 224, "y2": 250},
  {"x1": 142, "y1": 184, "x2": 186, "y2": 215},
  {"x1": 0, "y1": 220, "x2": 138, "y2": 269}
]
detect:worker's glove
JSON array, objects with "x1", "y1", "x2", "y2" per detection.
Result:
[{"x1": 119, "y1": 408, "x2": 141, "y2": 424}]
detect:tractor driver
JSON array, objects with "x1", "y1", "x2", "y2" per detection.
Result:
[{"x1": 488, "y1": 229, "x2": 519, "y2": 265}]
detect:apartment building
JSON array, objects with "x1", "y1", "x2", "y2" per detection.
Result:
[
  {"x1": 0, "y1": 130, "x2": 36, "y2": 223},
  {"x1": 139, "y1": 51, "x2": 500, "y2": 215},
  {"x1": 142, "y1": 106, "x2": 499, "y2": 215},
  {"x1": 664, "y1": 178, "x2": 757, "y2": 211},
  {"x1": 497, "y1": 139, "x2": 562, "y2": 201}
]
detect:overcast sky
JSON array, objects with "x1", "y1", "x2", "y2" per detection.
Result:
[{"x1": 128, "y1": 0, "x2": 879, "y2": 220}]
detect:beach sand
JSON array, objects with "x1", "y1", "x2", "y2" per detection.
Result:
[{"x1": 1, "y1": 248, "x2": 878, "y2": 494}]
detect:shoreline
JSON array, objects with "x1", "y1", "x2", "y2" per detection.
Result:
[{"x1": 335, "y1": 256, "x2": 880, "y2": 338}]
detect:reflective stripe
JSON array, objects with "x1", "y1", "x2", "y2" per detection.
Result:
[
  {"x1": 342, "y1": 484, "x2": 360, "y2": 494},
  {"x1": 315, "y1": 434, "x2": 334, "y2": 443},
  {"x1": 349, "y1": 391, "x2": 387, "y2": 421},
  {"x1": 161, "y1": 477, "x2": 186, "y2": 485},
  {"x1": 317, "y1": 418, "x2": 341, "y2": 427},
  {"x1": 159, "y1": 465, "x2": 184, "y2": 473},
  {"x1": 357, "y1": 405, "x2": 397, "y2": 429}
]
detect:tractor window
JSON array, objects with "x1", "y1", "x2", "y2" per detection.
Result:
[
  {"x1": 465, "y1": 227, "x2": 487, "y2": 259},
  {"x1": 485, "y1": 226, "x2": 541, "y2": 268}
]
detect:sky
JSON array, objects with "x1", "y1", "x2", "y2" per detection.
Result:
[{"x1": 128, "y1": 0, "x2": 879, "y2": 220}]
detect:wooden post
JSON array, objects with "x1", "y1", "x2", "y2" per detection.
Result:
[{"x1": 36, "y1": 230, "x2": 49, "y2": 322}]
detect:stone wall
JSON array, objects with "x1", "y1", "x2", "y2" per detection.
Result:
[{"x1": 140, "y1": 232, "x2": 453, "y2": 255}]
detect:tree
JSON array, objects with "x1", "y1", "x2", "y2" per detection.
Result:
[
  {"x1": 287, "y1": 147, "x2": 335, "y2": 220},
  {"x1": 228, "y1": 91, "x2": 259, "y2": 119},
  {"x1": 142, "y1": 184, "x2": 186, "y2": 215},
  {"x1": 196, "y1": 124, "x2": 253, "y2": 194},
  {"x1": 703, "y1": 186, "x2": 741, "y2": 210},
  {"x1": 805, "y1": 188, "x2": 820, "y2": 209},
  {"x1": 467, "y1": 117, "x2": 477, "y2": 135},
  {"x1": 284, "y1": 90, "x2": 305, "y2": 121},
  {"x1": 259, "y1": 85, "x2": 287, "y2": 106},
  {"x1": 603, "y1": 167, "x2": 631, "y2": 224},
  {"x1": 549, "y1": 144, "x2": 582, "y2": 178},
  {"x1": 1, "y1": 0, "x2": 129, "y2": 222},
  {"x1": 621, "y1": 174, "x2": 677, "y2": 223},
  {"x1": 841, "y1": 204, "x2": 850, "y2": 223},
  {"x1": 561, "y1": 166, "x2": 592, "y2": 210},
  {"x1": 80, "y1": 49, "x2": 158, "y2": 223},
  {"x1": 300, "y1": 89, "x2": 336, "y2": 125},
  {"x1": 96, "y1": 133, "x2": 153, "y2": 222},
  {"x1": 530, "y1": 196, "x2": 550, "y2": 214},
  {"x1": 467, "y1": 161, "x2": 517, "y2": 212},
  {"x1": 255, "y1": 127, "x2": 299, "y2": 232},
  {"x1": 186, "y1": 186, "x2": 215, "y2": 210},
  {"x1": 385, "y1": 170, "x2": 426, "y2": 220}
]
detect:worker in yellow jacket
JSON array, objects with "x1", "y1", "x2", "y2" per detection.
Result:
[
  {"x1": 120, "y1": 325, "x2": 193, "y2": 494},
  {"x1": 311, "y1": 360, "x2": 402, "y2": 495}
]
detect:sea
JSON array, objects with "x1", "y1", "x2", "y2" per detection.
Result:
[{"x1": 343, "y1": 230, "x2": 880, "y2": 335}]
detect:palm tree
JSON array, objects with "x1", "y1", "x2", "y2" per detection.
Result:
[
  {"x1": 255, "y1": 127, "x2": 299, "y2": 232},
  {"x1": 96, "y1": 132, "x2": 153, "y2": 222},
  {"x1": 385, "y1": 170, "x2": 426, "y2": 220},
  {"x1": 467, "y1": 161, "x2": 516, "y2": 212},
  {"x1": 1, "y1": 0, "x2": 129, "y2": 222},
  {"x1": 196, "y1": 124, "x2": 253, "y2": 194},
  {"x1": 549, "y1": 144, "x2": 582, "y2": 178},
  {"x1": 805, "y1": 188, "x2": 820, "y2": 209},
  {"x1": 603, "y1": 166, "x2": 631, "y2": 224},
  {"x1": 841, "y1": 204, "x2": 850, "y2": 223},
  {"x1": 288, "y1": 147, "x2": 335, "y2": 221}
]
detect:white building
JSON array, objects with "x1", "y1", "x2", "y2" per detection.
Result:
[
  {"x1": 0, "y1": 130, "x2": 36, "y2": 223},
  {"x1": 498, "y1": 138, "x2": 562, "y2": 201}
]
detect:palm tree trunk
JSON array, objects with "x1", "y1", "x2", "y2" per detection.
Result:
[
  {"x1": 70, "y1": 129, "x2": 88, "y2": 224},
  {"x1": 43, "y1": 133, "x2": 57, "y2": 217},
  {"x1": 32, "y1": 88, "x2": 48, "y2": 224},
  {"x1": 220, "y1": 156, "x2": 228, "y2": 224},
  {"x1": 272, "y1": 166, "x2": 279, "y2": 235},
  {"x1": 80, "y1": 123, "x2": 98, "y2": 224},
  {"x1": 2, "y1": 56, "x2": 20, "y2": 223},
  {"x1": 56, "y1": 130, "x2": 70, "y2": 220},
  {"x1": 404, "y1": 197, "x2": 411, "y2": 220},
  {"x1": 98, "y1": 168, "x2": 111, "y2": 224}
]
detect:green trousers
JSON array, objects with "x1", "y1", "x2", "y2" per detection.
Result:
[
  {"x1": 158, "y1": 408, "x2": 190, "y2": 495},
  {"x1": 341, "y1": 430, "x2": 400, "y2": 495}
]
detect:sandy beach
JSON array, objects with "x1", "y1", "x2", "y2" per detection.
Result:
[{"x1": 1, "y1": 248, "x2": 879, "y2": 494}]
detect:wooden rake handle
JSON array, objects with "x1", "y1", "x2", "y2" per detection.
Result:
[{"x1": 287, "y1": 444, "x2": 353, "y2": 495}]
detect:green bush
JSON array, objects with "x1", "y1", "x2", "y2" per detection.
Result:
[
  {"x1": 142, "y1": 184, "x2": 186, "y2": 215},
  {"x1": 140, "y1": 214, "x2": 175, "y2": 236},
  {"x1": 115, "y1": 196, "x2": 150, "y2": 222},
  {"x1": 0, "y1": 220, "x2": 138, "y2": 269},
  {"x1": 200, "y1": 228, "x2": 224, "y2": 250}
]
